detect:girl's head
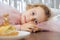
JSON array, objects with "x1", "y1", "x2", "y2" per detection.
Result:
[{"x1": 22, "y1": 4, "x2": 51, "y2": 24}]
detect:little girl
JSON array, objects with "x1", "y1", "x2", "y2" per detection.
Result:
[
  {"x1": 0, "y1": 4, "x2": 51, "y2": 32},
  {"x1": 20, "y1": 4, "x2": 51, "y2": 32}
]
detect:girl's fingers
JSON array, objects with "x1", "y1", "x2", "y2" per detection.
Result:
[{"x1": 26, "y1": 29, "x2": 33, "y2": 32}]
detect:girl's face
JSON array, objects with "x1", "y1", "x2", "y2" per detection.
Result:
[{"x1": 21, "y1": 7, "x2": 47, "y2": 24}]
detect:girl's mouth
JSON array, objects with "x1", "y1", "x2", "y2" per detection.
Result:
[{"x1": 24, "y1": 16, "x2": 27, "y2": 23}]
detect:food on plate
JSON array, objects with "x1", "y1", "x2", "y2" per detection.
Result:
[
  {"x1": 0, "y1": 14, "x2": 18, "y2": 36},
  {"x1": 0, "y1": 31, "x2": 18, "y2": 36}
]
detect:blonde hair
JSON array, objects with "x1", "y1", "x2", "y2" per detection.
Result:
[{"x1": 26, "y1": 4, "x2": 51, "y2": 20}]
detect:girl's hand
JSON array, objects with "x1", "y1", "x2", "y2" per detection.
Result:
[{"x1": 21, "y1": 22, "x2": 39, "y2": 32}]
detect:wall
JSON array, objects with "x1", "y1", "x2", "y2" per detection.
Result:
[{"x1": 0, "y1": 0, "x2": 60, "y2": 12}]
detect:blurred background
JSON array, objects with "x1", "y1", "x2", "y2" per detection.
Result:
[{"x1": 0, "y1": 0, "x2": 60, "y2": 12}]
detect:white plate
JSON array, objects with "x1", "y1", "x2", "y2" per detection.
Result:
[{"x1": 0, "y1": 31, "x2": 30, "y2": 40}]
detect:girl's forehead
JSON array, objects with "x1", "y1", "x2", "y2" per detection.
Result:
[{"x1": 29, "y1": 7, "x2": 45, "y2": 12}]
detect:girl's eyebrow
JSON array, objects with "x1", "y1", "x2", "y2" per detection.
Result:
[{"x1": 32, "y1": 9, "x2": 36, "y2": 13}]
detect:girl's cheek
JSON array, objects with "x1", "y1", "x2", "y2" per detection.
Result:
[{"x1": 37, "y1": 23, "x2": 40, "y2": 27}]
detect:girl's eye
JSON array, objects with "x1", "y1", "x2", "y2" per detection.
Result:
[
  {"x1": 32, "y1": 12, "x2": 35, "y2": 15},
  {"x1": 34, "y1": 19, "x2": 38, "y2": 24}
]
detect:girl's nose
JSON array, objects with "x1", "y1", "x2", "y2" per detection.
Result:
[{"x1": 29, "y1": 16, "x2": 35, "y2": 21}]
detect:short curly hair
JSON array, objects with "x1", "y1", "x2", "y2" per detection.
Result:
[{"x1": 26, "y1": 4, "x2": 51, "y2": 20}]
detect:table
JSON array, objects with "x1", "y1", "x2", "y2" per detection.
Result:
[{"x1": 21, "y1": 32, "x2": 60, "y2": 40}]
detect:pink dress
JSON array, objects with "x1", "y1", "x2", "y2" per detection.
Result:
[
  {"x1": 0, "y1": 4, "x2": 21, "y2": 30},
  {"x1": 0, "y1": 4, "x2": 21, "y2": 25}
]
